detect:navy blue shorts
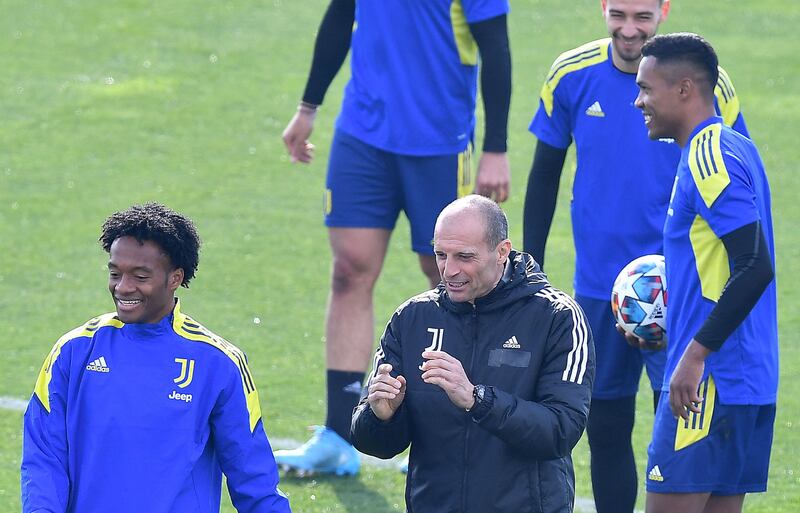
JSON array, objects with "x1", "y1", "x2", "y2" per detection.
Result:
[
  {"x1": 576, "y1": 295, "x2": 665, "y2": 399},
  {"x1": 324, "y1": 130, "x2": 473, "y2": 255},
  {"x1": 646, "y1": 376, "x2": 775, "y2": 494}
]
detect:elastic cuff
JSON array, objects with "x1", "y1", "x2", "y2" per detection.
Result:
[{"x1": 482, "y1": 139, "x2": 507, "y2": 153}]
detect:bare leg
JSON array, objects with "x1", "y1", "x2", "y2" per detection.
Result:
[
  {"x1": 274, "y1": 227, "x2": 421, "y2": 474},
  {"x1": 704, "y1": 494, "x2": 745, "y2": 513},
  {"x1": 646, "y1": 492, "x2": 711, "y2": 513},
  {"x1": 418, "y1": 254, "x2": 440, "y2": 288},
  {"x1": 326, "y1": 227, "x2": 392, "y2": 372}
]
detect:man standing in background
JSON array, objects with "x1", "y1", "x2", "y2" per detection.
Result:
[
  {"x1": 278, "y1": 0, "x2": 512, "y2": 476},
  {"x1": 523, "y1": 1, "x2": 747, "y2": 511}
]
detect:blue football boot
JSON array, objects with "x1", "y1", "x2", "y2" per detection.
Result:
[
  {"x1": 398, "y1": 455, "x2": 409, "y2": 474},
  {"x1": 274, "y1": 426, "x2": 360, "y2": 476}
]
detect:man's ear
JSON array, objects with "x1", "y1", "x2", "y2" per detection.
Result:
[
  {"x1": 169, "y1": 268, "x2": 185, "y2": 291},
  {"x1": 678, "y1": 77, "x2": 694, "y2": 99},
  {"x1": 497, "y1": 239, "x2": 512, "y2": 264}
]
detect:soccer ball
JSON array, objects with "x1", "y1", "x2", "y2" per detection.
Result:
[{"x1": 611, "y1": 254, "x2": 667, "y2": 344}]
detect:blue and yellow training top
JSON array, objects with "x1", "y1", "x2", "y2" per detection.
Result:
[
  {"x1": 337, "y1": 0, "x2": 509, "y2": 155},
  {"x1": 664, "y1": 116, "x2": 778, "y2": 405},
  {"x1": 22, "y1": 299, "x2": 291, "y2": 513},
  {"x1": 529, "y1": 38, "x2": 747, "y2": 301}
]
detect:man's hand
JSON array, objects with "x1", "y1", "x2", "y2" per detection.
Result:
[
  {"x1": 474, "y1": 151, "x2": 510, "y2": 203},
  {"x1": 615, "y1": 323, "x2": 666, "y2": 351},
  {"x1": 669, "y1": 340, "x2": 711, "y2": 420},
  {"x1": 420, "y1": 350, "x2": 474, "y2": 410},
  {"x1": 281, "y1": 108, "x2": 316, "y2": 163},
  {"x1": 367, "y1": 364, "x2": 406, "y2": 421}
]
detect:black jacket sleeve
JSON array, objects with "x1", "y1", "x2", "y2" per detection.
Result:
[
  {"x1": 469, "y1": 15, "x2": 511, "y2": 153},
  {"x1": 473, "y1": 298, "x2": 595, "y2": 459},
  {"x1": 694, "y1": 221, "x2": 774, "y2": 351},
  {"x1": 351, "y1": 314, "x2": 411, "y2": 458},
  {"x1": 300, "y1": 0, "x2": 355, "y2": 106},
  {"x1": 523, "y1": 141, "x2": 569, "y2": 267}
]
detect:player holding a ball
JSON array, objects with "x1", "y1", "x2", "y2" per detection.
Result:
[
  {"x1": 522, "y1": 3, "x2": 749, "y2": 512},
  {"x1": 634, "y1": 33, "x2": 777, "y2": 513}
]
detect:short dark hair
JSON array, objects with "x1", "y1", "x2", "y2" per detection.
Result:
[
  {"x1": 456, "y1": 195, "x2": 508, "y2": 248},
  {"x1": 99, "y1": 203, "x2": 201, "y2": 287},
  {"x1": 481, "y1": 200, "x2": 509, "y2": 249},
  {"x1": 641, "y1": 32, "x2": 719, "y2": 98}
]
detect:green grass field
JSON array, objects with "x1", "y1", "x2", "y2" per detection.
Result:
[{"x1": 1, "y1": 0, "x2": 798, "y2": 511}]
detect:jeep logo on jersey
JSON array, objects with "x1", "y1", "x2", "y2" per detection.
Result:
[
  {"x1": 419, "y1": 328, "x2": 444, "y2": 370},
  {"x1": 168, "y1": 390, "x2": 193, "y2": 403},
  {"x1": 173, "y1": 358, "x2": 195, "y2": 388}
]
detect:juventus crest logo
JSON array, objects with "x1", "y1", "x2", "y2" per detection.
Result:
[
  {"x1": 173, "y1": 358, "x2": 195, "y2": 388},
  {"x1": 419, "y1": 328, "x2": 444, "y2": 370}
]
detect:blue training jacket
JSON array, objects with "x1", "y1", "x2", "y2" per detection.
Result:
[{"x1": 21, "y1": 299, "x2": 291, "y2": 513}]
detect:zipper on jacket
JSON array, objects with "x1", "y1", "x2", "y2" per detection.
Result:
[{"x1": 461, "y1": 305, "x2": 478, "y2": 513}]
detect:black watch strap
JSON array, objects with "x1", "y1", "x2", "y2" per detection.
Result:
[{"x1": 467, "y1": 384, "x2": 493, "y2": 419}]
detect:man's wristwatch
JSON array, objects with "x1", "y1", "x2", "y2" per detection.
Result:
[{"x1": 466, "y1": 384, "x2": 489, "y2": 413}]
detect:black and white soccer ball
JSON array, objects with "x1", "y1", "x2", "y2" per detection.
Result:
[{"x1": 611, "y1": 254, "x2": 667, "y2": 344}]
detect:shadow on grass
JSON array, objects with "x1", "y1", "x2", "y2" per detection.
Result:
[{"x1": 281, "y1": 471, "x2": 401, "y2": 513}]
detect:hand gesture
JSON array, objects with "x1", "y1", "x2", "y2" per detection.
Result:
[
  {"x1": 367, "y1": 364, "x2": 406, "y2": 421},
  {"x1": 281, "y1": 108, "x2": 316, "y2": 163},
  {"x1": 474, "y1": 151, "x2": 510, "y2": 203},
  {"x1": 669, "y1": 340, "x2": 711, "y2": 420},
  {"x1": 420, "y1": 351, "x2": 474, "y2": 410}
]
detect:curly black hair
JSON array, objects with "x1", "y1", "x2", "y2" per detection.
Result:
[{"x1": 99, "y1": 203, "x2": 201, "y2": 287}]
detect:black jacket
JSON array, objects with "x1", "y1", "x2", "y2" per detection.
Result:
[{"x1": 352, "y1": 251, "x2": 595, "y2": 513}]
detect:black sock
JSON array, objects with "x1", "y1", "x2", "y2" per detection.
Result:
[
  {"x1": 587, "y1": 396, "x2": 638, "y2": 513},
  {"x1": 325, "y1": 370, "x2": 365, "y2": 443}
]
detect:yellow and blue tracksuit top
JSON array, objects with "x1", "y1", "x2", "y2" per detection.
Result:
[{"x1": 22, "y1": 299, "x2": 291, "y2": 513}]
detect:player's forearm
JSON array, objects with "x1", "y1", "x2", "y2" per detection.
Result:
[
  {"x1": 470, "y1": 14, "x2": 510, "y2": 153},
  {"x1": 694, "y1": 221, "x2": 774, "y2": 351},
  {"x1": 523, "y1": 142, "x2": 567, "y2": 266},
  {"x1": 301, "y1": 0, "x2": 355, "y2": 106}
]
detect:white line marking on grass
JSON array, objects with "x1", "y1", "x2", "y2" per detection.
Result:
[
  {"x1": 0, "y1": 396, "x2": 27, "y2": 411},
  {"x1": 1, "y1": 396, "x2": 627, "y2": 512}
]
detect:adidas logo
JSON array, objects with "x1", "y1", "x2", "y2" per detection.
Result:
[
  {"x1": 651, "y1": 304, "x2": 664, "y2": 319},
  {"x1": 648, "y1": 465, "x2": 664, "y2": 482},
  {"x1": 585, "y1": 101, "x2": 605, "y2": 117},
  {"x1": 502, "y1": 336, "x2": 521, "y2": 349},
  {"x1": 86, "y1": 356, "x2": 110, "y2": 373},
  {"x1": 343, "y1": 381, "x2": 362, "y2": 395}
]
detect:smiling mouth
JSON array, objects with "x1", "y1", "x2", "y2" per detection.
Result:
[
  {"x1": 446, "y1": 281, "x2": 467, "y2": 289},
  {"x1": 116, "y1": 298, "x2": 142, "y2": 307}
]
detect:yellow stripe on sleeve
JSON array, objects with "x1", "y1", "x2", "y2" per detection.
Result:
[
  {"x1": 715, "y1": 66, "x2": 741, "y2": 128},
  {"x1": 450, "y1": 1, "x2": 478, "y2": 65},
  {"x1": 688, "y1": 124, "x2": 730, "y2": 209},
  {"x1": 540, "y1": 39, "x2": 609, "y2": 117},
  {"x1": 173, "y1": 302, "x2": 263, "y2": 432},
  {"x1": 34, "y1": 313, "x2": 122, "y2": 412}
]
